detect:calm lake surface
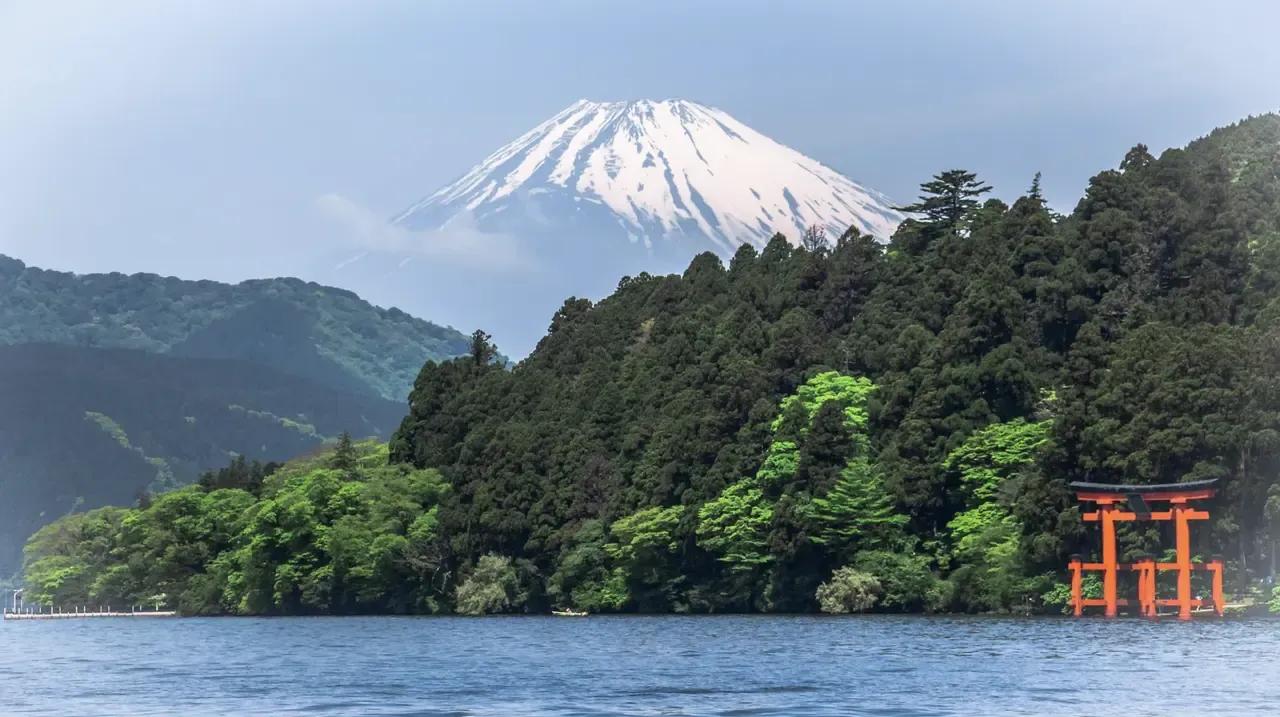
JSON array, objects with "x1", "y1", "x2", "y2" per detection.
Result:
[{"x1": 2, "y1": 615, "x2": 1277, "y2": 716}]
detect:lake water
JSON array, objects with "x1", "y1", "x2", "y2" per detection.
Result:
[{"x1": 2, "y1": 615, "x2": 1277, "y2": 716}]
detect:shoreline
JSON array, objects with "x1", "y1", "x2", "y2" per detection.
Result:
[{"x1": 4, "y1": 611, "x2": 1272, "y2": 622}]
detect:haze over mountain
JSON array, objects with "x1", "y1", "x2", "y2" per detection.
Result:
[
  {"x1": 0, "y1": 343, "x2": 407, "y2": 578},
  {"x1": 334, "y1": 99, "x2": 903, "y2": 356},
  {"x1": 0, "y1": 254, "x2": 472, "y2": 401},
  {"x1": 0, "y1": 256, "x2": 474, "y2": 576}
]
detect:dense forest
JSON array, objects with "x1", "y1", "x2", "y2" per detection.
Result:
[
  {"x1": 22, "y1": 114, "x2": 1280, "y2": 615},
  {"x1": 0, "y1": 256, "x2": 474, "y2": 401}
]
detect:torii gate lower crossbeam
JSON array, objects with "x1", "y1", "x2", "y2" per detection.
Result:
[{"x1": 1067, "y1": 480, "x2": 1223, "y2": 620}]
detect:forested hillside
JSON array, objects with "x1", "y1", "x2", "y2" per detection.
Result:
[
  {"x1": 0, "y1": 344, "x2": 405, "y2": 576},
  {"x1": 0, "y1": 258, "x2": 474, "y2": 577},
  {"x1": 23, "y1": 114, "x2": 1280, "y2": 615},
  {"x1": 20, "y1": 440, "x2": 449, "y2": 616},
  {"x1": 386, "y1": 114, "x2": 1280, "y2": 613},
  {"x1": 0, "y1": 257, "x2": 473, "y2": 400}
]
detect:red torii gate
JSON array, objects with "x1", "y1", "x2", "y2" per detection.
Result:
[{"x1": 1067, "y1": 479, "x2": 1224, "y2": 620}]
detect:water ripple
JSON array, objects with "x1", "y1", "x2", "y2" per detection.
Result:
[{"x1": 2, "y1": 615, "x2": 1276, "y2": 716}]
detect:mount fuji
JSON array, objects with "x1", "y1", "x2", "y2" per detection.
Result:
[
  {"x1": 394, "y1": 99, "x2": 903, "y2": 257},
  {"x1": 326, "y1": 99, "x2": 903, "y2": 356}
]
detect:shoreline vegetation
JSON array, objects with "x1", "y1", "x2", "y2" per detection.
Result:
[{"x1": 20, "y1": 114, "x2": 1280, "y2": 618}]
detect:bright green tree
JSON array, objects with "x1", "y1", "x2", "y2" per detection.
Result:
[
  {"x1": 816, "y1": 566, "x2": 881, "y2": 613},
  {"x1": 455, "y1": 553, "x2": 526, "y2": 615}
]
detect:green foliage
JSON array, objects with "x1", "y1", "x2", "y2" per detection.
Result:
[
  {"x1": 772, "y1": 371, "x2": 876, "y2": 436},
  {"x1": 24, "y1": 555, "x2": 90, "y2": 607},
  {"x1": 1042, "y1": 574, "x2": 1103, "y2": 615},
  {"x1": 852, "y1": 550, "x2": 948, "y2": 613},
  {"x1": 21, "y1": 441, "x2": 451, "y2": 615},
  {"x1": 455, "y1": 554, "x2": 527, "y2": 615},
  {"x1": 197, "y1": 455, "x2": 280, "y2": 495},
  {"x1": 896, "y1": 169, "x2": 993, "y2": 230},
  {"x1": 1, "y1": 252, "x2": 472, "y2": 575},
  {"x1": 811, "y1": 460, "x2": 908, "y2": 554},
  {"x1": 331, "y1": 432, "x2": 358, "y2": 475},
  {"x1": 0, "y1": 343, "x2": 407, "y2": 577},
  {"x1": 816, "y1": 567, "x2": 881, "y2": 613},
  {"x1": 83, "y1": 411, "x2": 179, "y2": 495},
  {"x1": 548, "y1": 521, "x2": 627, "y2": 612},
  {"x1": 606, "y1": 506, "x2": 683, "y2": 563},
  {"x1": 84, "y1": 412, "x2": 130, "y2": 449},
  {"x1": 696, "y1": 482, "x2": 773, "y2": 571},
  {"x1": 944, "y1": 418, "x2": 1051, "y2": 611},
  {"x1": 468, "y1": 329, "x2": 500, "y2": 367},
  {"x1": 0, "y1": 255, "x2": 474, "y2": 400},
  {"x1": 228, "y1": 405, "x2": 324, "y2": 440},
  {"x1": 756, "y1": 442, "x2": 800, "y2": 485},
  {"x1": 605, "y1": 506, "x2": 684, "y2": 610},
  {"x1": 944, "y1": 419, "x2": 1052, "y2": 504}
]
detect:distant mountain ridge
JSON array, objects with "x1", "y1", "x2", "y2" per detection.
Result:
[
  {"x1": 0, "y1": 255, "x2": 474, "y2": 576},
  {"x1": 0, "y1": 254, "x2": 471, "y2": 401}
]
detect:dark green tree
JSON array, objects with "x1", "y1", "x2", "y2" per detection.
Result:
[
  {"x1": 469, "y1": 329, "x2": 498, "y2": 366},
  {"x1": 896, "y1": 169, "x2": 993, "y2": 228},
  {"x1": 331, "y1": 431, "x2": 357, "y2": 474}
]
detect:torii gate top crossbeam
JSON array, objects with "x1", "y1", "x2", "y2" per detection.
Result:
[{"x1": 1070, "y1": 480, "x2": 1217, "y2": 506}]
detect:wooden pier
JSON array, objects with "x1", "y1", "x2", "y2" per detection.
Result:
[{"x1": 3, "y1": 609, "x2": 177, "y2": 621}]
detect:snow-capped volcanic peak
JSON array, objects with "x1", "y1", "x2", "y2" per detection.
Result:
[{"x1": 395, "y1": 99, "x2": 903, "y2": 254}]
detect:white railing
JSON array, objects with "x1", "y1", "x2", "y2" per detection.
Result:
[{"x1": 3, "y1": 603, "x2": 178, "y2": 620}]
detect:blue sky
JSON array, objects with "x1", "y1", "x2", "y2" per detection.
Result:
[{"x1": 2, "y1": 0, "x2": 1279, "y2": 346}]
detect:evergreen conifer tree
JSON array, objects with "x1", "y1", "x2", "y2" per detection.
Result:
[
  {"x1": 332, "y1": 431, "x2": 357, "y2": 475},
  {"x1": 896, "y1": 169, "x2": 992, "y2": 228}
]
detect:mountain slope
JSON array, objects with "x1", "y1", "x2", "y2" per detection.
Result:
[
  {"x1": 396, "y1": 99, "x2": 903, "y2": 255},
  {"x1": 0, "y1": 255, "x2": 472, "y2": 401},
  {"x1": 0, "y1": 343, "x2": 407, "y2": 576},
  {"x1": 331, "y1": 99, "x2": 904, "y2": 357}
]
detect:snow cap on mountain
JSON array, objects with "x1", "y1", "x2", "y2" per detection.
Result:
[{"x1": 395, "y1": 99, "x2": 903, "y2": 255}]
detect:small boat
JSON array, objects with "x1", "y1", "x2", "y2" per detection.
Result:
[{"x1": 551, "y1": 609, "x2": 589, "y2": 617}]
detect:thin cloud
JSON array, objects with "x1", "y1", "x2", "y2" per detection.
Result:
[{"x1": 314, "y1": 193, "x2": 533, "y2": 274}]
